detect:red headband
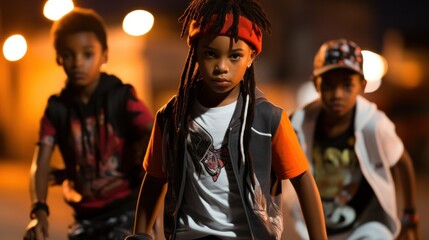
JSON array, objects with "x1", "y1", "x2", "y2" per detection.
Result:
[{"x1": 188, "y1": 13, "x2": 263, "y2": 54}]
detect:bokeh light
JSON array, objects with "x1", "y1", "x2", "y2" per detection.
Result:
[
  {"x1": 43, "y1": 0, "x2": 74, "y2": 21},
  {"x1": 122, "y1": 10, "x2": 154, "y2": 36},
  {"x1": 3, "y1": 34, "x2": 28, "y2": 61},
  {"x1": 362, "y1": 50, "x2": 388, "y2": 82},
  {"x1": 362, "y1": 50, "x2": 387, "y2": 93}
]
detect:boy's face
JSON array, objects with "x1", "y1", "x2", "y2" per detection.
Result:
[
  {"x1": 314, "y1": 69, "x2": 366, "y2": 118},
  {"x1": 196, "y1": 35, "x2": 254, "y2": 98},
  {"x1": 57, "y1": 32, "x2": 107, "y2": 89}
]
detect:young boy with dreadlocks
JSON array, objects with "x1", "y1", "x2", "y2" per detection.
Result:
[{"x1": 126, "y1": 0, "x2": 327, "y2": 239}]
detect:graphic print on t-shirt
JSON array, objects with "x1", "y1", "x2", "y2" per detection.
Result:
[
  {"x1": 312, "y1": 122, "x2": 373, "y2": 234},
  {"x1": 187, "y1": 120, "x2": 229, "y2": 182},
  {"x1": 69, "y1": 113, "x2": 127, "y2": 198},
  {"x1": 201, "y1": 146, "x2": 228, "y2": 182},
  {"x1": 313, "y1": 141, "x2": 359, "y2": 231}
]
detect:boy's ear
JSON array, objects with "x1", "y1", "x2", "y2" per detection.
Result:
[
  {"x1": 56, "y1": 54, "x2": 62, "y2": 66},
  {"x1": 312, "y1": 76, "x2": 321, "y2": 92},
  {"x1": 247, "y1": 50, "x2": 256, "y2": 68},
  {"x1": 360, "y1": 78, "x2": 367, "y2": 93},
  {"x1": 251, "y1": 49, "x2": 257, "y2": 59},
  {"x1": 247, "y1": 60, "x2": 253, "y2": 68},
  {"x1": 102, "y1": 50, "x2": 108, "y2": 64}
]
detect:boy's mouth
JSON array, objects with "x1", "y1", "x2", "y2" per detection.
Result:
[
  {"x1": 329, "y1": 103, "x2": 343, "y2": 111},
  {"x1": 70, "y1": 72, "x2": 86, "y2": 80},
  {"x1": 212, "y1": 78, "x2": 229, "y2": 86}
]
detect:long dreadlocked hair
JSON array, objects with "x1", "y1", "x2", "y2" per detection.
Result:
[{"x1": 172, "y1": 0, "x2": 271, "y2": 192}]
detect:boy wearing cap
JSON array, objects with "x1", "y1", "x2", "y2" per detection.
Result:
[{"x1": 289, "y1": 39, "x2": 419, "y2": 239}]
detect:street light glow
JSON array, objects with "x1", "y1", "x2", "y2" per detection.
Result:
[
  {"x1": 43, "y1": 0, "x2": 74, "y2": 21},
  {"x1": 362, "y1": 50, "x2": 388, "y2": 82},
  {"x1": 122, "y1": 10, "x2": 154, "y2": 36},
  {"x1": 3, "y1": 34, "x2": 28, "y2": 61},
  {"x1": 362, "y1": 50, "x2": 388, "y2": 93}
]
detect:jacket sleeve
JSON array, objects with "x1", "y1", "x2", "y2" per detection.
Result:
[
  {"x1": 143, "y1": 115, "x2": 167, "y2": 179},
  {"x1": 374, "y1": 112, "x2": 404, "y2": 167},
  {"x1": 272, "y1": 111, "x2": 310, "y2": 179},
  {"x1": 125, "y1": 86, "x2": 154, "y2": 132},
  {"x1": 37, "y1": 97, "x2": 59, "y2": 147}
]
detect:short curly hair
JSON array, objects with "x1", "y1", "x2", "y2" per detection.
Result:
[{"x1": 51, "y1": 7, "x2": 108, "y2": 52}]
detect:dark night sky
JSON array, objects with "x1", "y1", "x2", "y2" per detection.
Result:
[
  {"x1": 374, "y1": 0, "x2": 429, "y2": 48},
  {"x1": 0, "y1": 0, "x2": 187, "y2": 36},
  {"x1": 1, "y1": 0, "x2": 429, "y2": 49},
  {"x1": 2, "y1": 0, "x2": 429, "y2": 38}
]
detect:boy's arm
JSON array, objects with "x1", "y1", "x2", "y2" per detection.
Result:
[
  {"x1": 128, "y1": 114, "x2": 167, "y2": 239},
  {"x1": 392, "y1": 150, "x2": 419, "y2": 237},
  {"x1": 30, "y1": 145, "x2": 54, "y2": 202},
  {"x1": 133, "y1": 173, "x2": 167, "y2": 235},
  {"x1": 125, "y1": 87, "x2": 154, "y2": 162},
  {"x1": 25, "y1": 144, "x2": 54, "y2": 239},
  {"x1": 125, "y1": 87, "x2": 154, "y2": 133},
  {"x1": 290, "y1": 169, "x2": 327, "y2": 240}
]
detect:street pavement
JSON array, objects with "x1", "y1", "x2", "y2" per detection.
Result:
[{"x1": 1, "y1": 159, "x2": 428, "y2": 239}]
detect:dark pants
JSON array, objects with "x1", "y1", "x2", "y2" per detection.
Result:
[
  {"x1": 68, "y1": 210, "x2": 135, "y2": 240},
  {"x1": 68, "y1": 193, "x2": 138, "y2": 240},
  {"x1": 194, "y1": 236, "x2": 221, "y2": 240}
]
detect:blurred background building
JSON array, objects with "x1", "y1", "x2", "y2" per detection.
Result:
[{"x1": 0, "y1": 0, "x2": 428, "y2": 239}]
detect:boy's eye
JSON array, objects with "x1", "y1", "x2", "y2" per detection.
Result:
[
  {"x1": 60, "y1": 52, "x2": 73, "y2": 60},
  {"x1": 84, "y1": 51, "x2": 94, "y2": 59},
  {"x1": 344, "y1": 79, "x2": 352, "y2": 85},
  {"x1": 321, "y1": 83, "x2": 333, "y2": 90},
  {"x1": 319, "y1": 77, "x2": 333, "y2": 89},
  {"x1": 342, "y1": 80, "x2": 354, "y2": 89},
  {"x1": 230, "y1": 53, "x2": 242, "y2": 61},
  {"x1": 204, "y1": 51, "x2": 216, "y2": 58}
]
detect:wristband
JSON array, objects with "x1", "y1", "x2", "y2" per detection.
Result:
[
  {"x1": 403, "y1": 207, "x2": 416, "y2": 215},
  {"x1": 30, "y1": 201, "x2": 49, "y2": 219},
  {"x1": 401, "y1": 208, "x2": 419, "y2": 228}
]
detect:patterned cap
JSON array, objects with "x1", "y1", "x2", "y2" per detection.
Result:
[{"x1": 313, "y1": 39, "x2": 363, "y2": 77}]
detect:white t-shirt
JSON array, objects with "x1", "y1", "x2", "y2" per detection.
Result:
[{"x1": 175, "y1": 100, "x2": 251, "y2": 239}]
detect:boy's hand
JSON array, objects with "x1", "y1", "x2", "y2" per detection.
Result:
[
  {"x1": 398, "y1": 226, "x2": 419, "y2": 240},
  {"x1": 124, "y1": 233, "x2": 154, "y2": 240},
  {"x1": 398, "y1": 209, "x2": 419, "y2": 240},
  {"x1": 23, "y1": 211, "x2": 49, "y2": 240}
]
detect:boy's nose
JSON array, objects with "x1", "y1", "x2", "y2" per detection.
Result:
[
  {"x1": 214, "y1": 60, "x2": 228, "y2": 74},
  {"x1": 333, "y1": 86, "x2": 345, "y2": 97},
  {"x1": 73, "y1": 55, "x2": 83, "y2": 67}
]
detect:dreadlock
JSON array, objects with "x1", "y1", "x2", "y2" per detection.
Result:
[{"x1": 172, "y1": 0, "x2": 271, "y2": 194}]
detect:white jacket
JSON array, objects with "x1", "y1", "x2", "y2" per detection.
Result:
[{"x1": 289, "y1": 95, "x2": 403, "y2": 238}]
